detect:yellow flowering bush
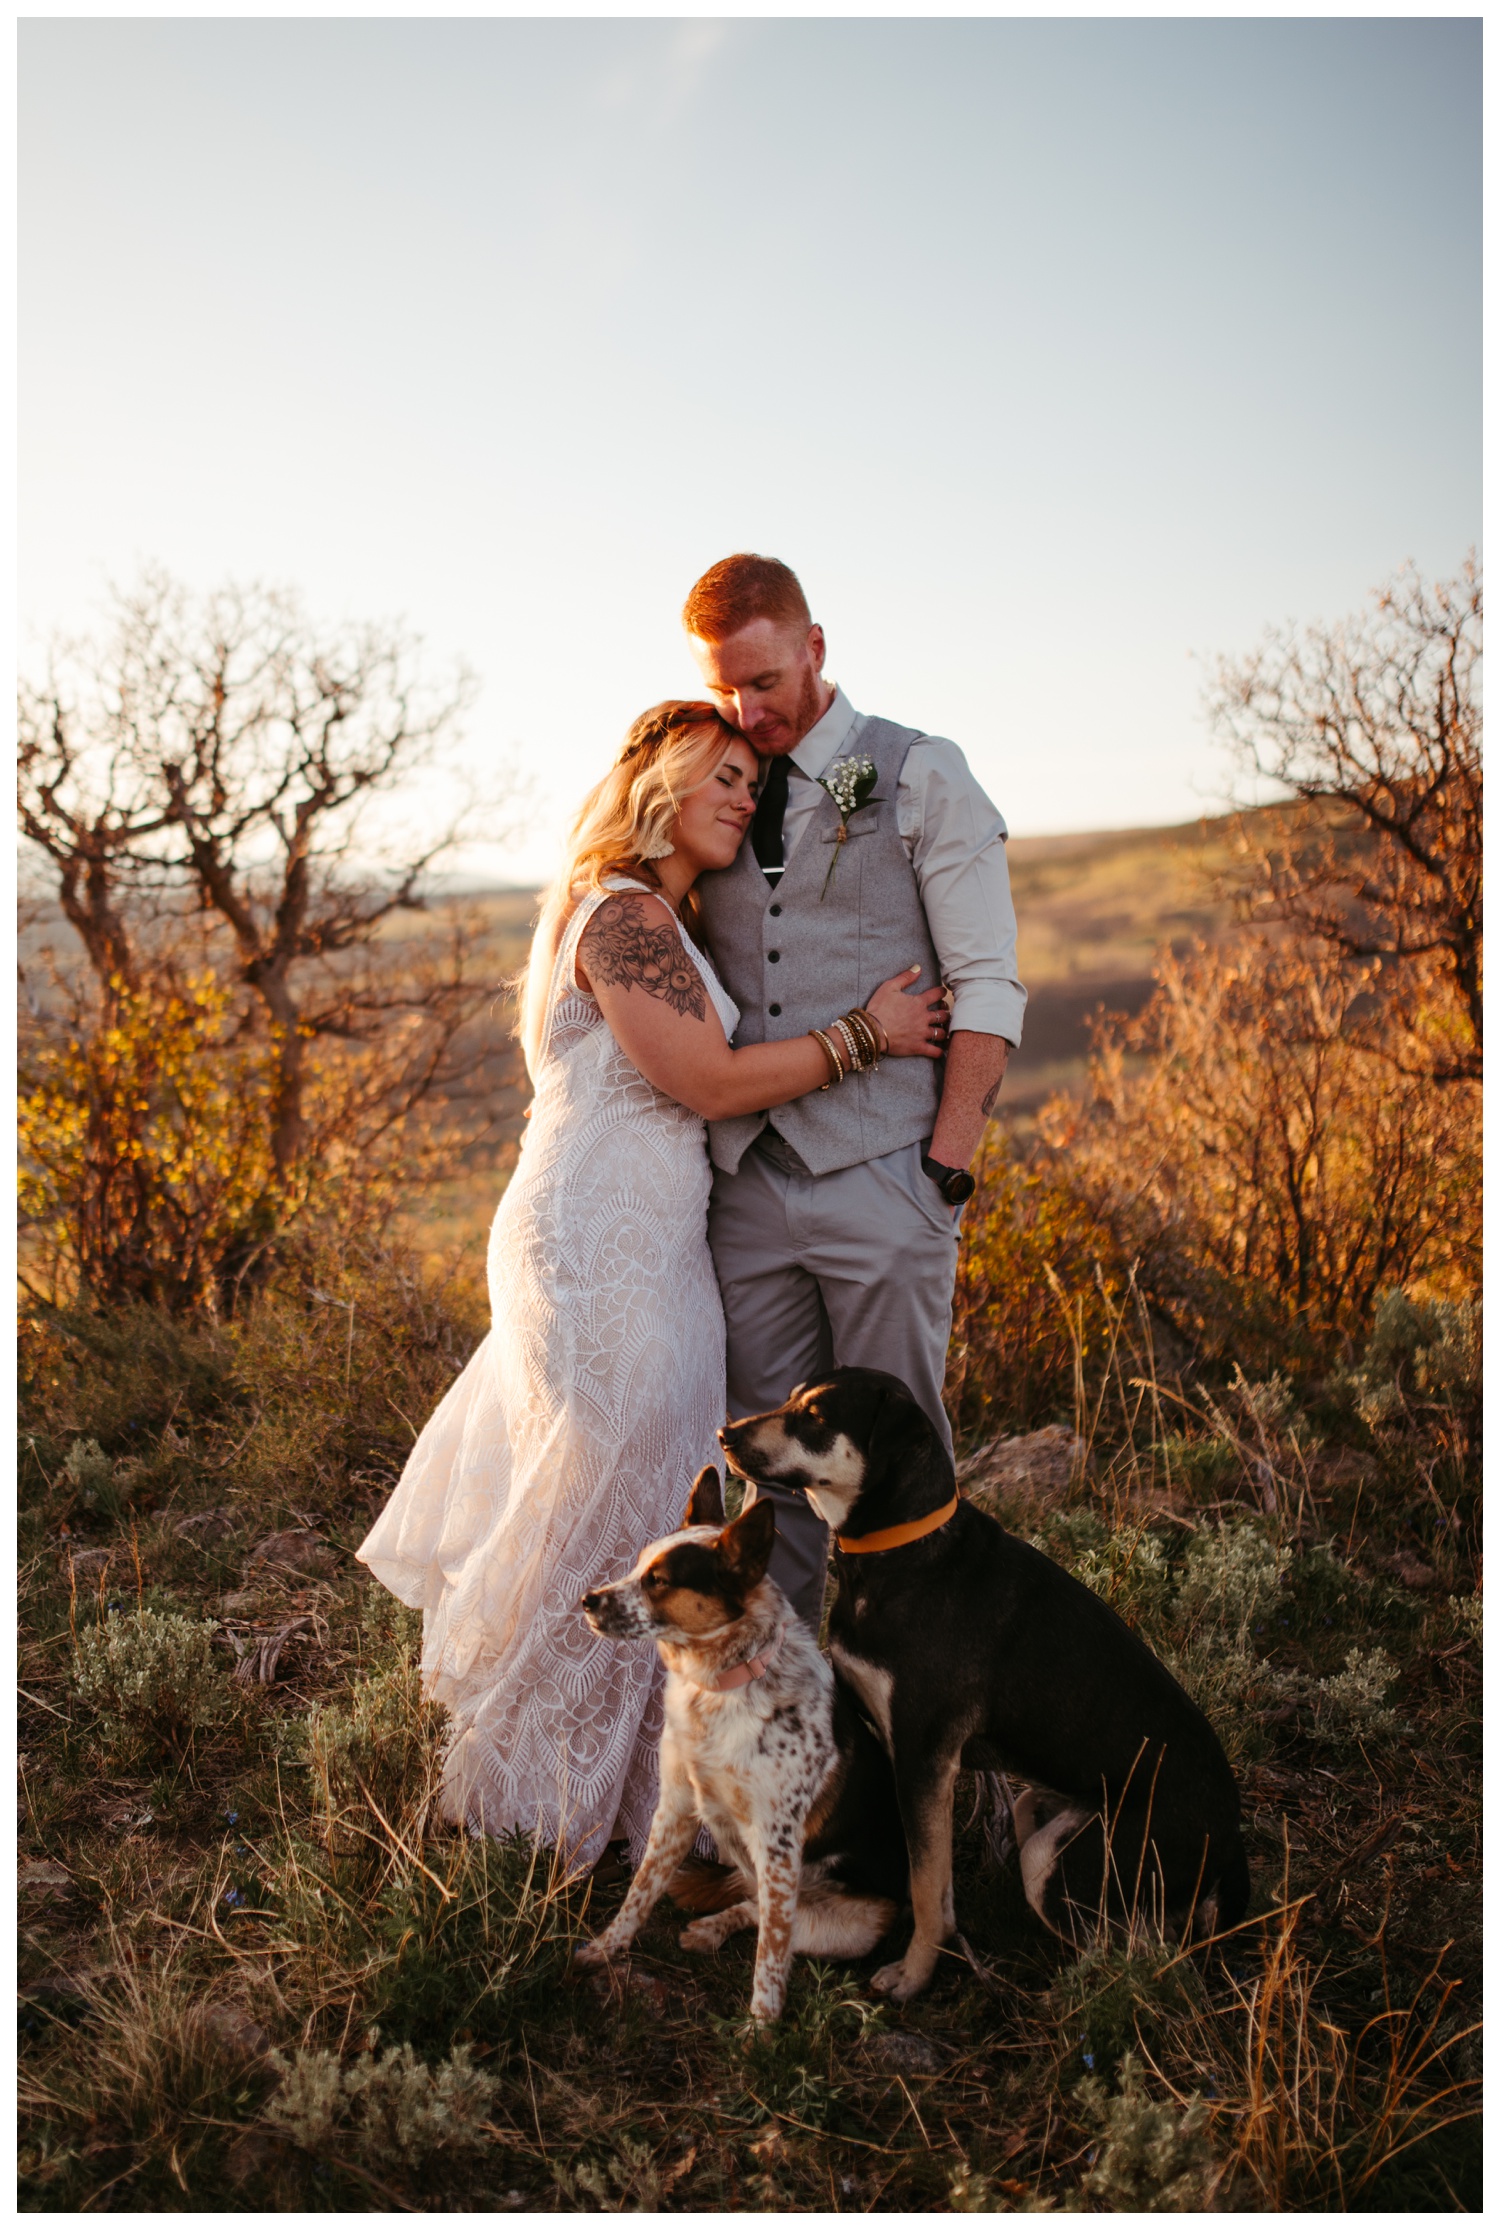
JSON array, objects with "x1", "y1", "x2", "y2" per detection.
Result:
[{"x1": 19, "y1": 972, "x2": 279, "y2": 1310}]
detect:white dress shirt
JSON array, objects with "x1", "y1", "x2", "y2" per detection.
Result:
[{"x1": 775, "y1": 687, "x2": 1027, "y2": 1046}]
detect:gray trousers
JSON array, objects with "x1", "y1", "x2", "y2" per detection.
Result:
[{"x1": 708, "y1": 1136, "x2": 959, "y2": 1628}]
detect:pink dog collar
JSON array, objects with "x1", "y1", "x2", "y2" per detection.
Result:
[{"x1": 703, "y1": 1629, "x2": 782, "y2": 1693}]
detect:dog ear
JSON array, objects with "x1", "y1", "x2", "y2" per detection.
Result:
[
  {"x1": 684, "y1": 1465, "x2": 725, "y2": 1529},
  {"x1": 719, "y1": 1495, "x2": 777, "y2": 1586},
  {"x1": 862, "y1": 1372, "x2": 938, "y2": 1484}
]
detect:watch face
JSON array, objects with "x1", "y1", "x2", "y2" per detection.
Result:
[{"x1": 945, "y1": 1170, "x2": 977, "y2": 1204}]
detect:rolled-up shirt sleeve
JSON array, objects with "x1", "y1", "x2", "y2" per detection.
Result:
[{"x1": 896, "y1": 739, "x2": 1027, "y2": 1045}]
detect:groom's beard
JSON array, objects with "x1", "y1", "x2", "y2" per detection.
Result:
[
  {"x1": 749, "y1": 664, "x2": 828, "y2": 755},
  {"x1": 789, "y1": 664, "x2": 829, "y2": 748}
]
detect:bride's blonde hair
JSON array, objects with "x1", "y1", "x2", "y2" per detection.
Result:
[{"x1": 519, "y1": 699, "x2": 742, "y2": 1078}]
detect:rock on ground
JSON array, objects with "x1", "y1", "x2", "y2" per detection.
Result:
[
  {"x1": 245, "y1": 1529, "x2": 336, "y2": 1578},
  {"x1": 958, "y1": 1424, "x2": 1085, "y2": 1516},
  {"x1": 174, "y1": 1508, "x2": 239, "y2": 1545}
]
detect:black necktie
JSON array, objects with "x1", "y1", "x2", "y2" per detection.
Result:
[{"x1": 751, "y1": 754, "x2": 790, "y2": 883}]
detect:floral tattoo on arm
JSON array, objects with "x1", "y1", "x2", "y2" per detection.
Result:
[{"x1": 581, "y1": 896, "x2": 707, "y2": 1021}]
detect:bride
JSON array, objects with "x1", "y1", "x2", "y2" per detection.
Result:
[{"x1": 357, "y1": 699, "x2": 949, "y2": 1869}]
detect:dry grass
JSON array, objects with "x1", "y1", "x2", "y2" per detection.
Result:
[{"x1": 17, "y1": 1220, "x2": 1480, "y2": 2212}]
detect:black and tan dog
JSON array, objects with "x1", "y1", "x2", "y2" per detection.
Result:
[{"x1": 720, "y1": 1368, "x2": 1250, "y2": 2004}]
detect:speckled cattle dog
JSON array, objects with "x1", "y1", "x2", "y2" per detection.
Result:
[
  {"x1": 574, "y1": 1467, "x2": 903, "y2": 2025},
  {"x1": 721, "y1": 1368, "x2": 1250, "y2": 2005}
]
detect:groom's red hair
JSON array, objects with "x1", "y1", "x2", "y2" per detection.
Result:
[{"x1": 682, "y1": 553, "x2": 811, "y2": 642}]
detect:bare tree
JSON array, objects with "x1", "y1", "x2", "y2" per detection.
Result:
[
  {"x1": 19, "y1": 571, "x2": 511, "y2": 1167},
  {"x1": 131, "y1": 576, "x2": 489, "y2": 1182},
  {"x1": 18, "y1": 570, "x2": 524, "y2": 1305},
  {"x1": 1210, "y1": 557, "x2": 1481, "y2": 1081},
  {"x1": 18, "y1": 637, "x2": 180, "y2": 1011}
]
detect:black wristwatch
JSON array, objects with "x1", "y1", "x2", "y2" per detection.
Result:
[{"x1": 922, "y1": 1152, "x2": 976, "y2": 1206}]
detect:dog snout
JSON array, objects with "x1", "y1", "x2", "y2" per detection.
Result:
[
  {"x1": 719, "y1": 1420, "x2": 757, "y2": 1475},
  {"x1": 580, "y1": 1582, "x2": 643, "y2": 1639}
]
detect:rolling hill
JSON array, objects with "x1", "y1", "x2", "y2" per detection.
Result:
[{"x1": 20, "y1": 810, "x2": 1261, "y2": 1263}]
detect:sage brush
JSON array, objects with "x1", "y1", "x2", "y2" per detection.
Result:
[
  {"x1": 72, "y1": 1606, "x2": 224, "y2": 1761},
  {"x1": 1076, "y1": 2049, "x2": 1220, "y2": 2211},
  {"x1": 266, "y1": 2040, "x2": 497, "y2": 2169}
]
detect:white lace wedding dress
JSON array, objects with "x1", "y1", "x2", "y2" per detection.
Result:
[{"x1": 357, "y1": 879, "x2": 738, "y2": 1869}]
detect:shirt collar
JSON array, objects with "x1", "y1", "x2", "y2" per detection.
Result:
[{"x1": 788, "y1": 685, "x2": 860, "y2": 782}]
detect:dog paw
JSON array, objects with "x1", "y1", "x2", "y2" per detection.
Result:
[
  {"x1": 571, "y1": 1937, "x2": 616, "y2": 1971},
  {"x1": 870, "y1": 1956, "x2": 927, "y2": 2004},
  {"x1": 679, "y1": 1916, "x2": 725, "y2": 1953}
]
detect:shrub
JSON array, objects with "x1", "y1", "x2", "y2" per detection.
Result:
[
  {"x1": 1235, "y1": 1368, "x2": 1303, "y2": 1437},
  {"x1": 1448, "y1": 1592, "x2": 1481, "y2": 1645},
  {"x1": 554, "y1": 2134, "x2": 668, "y2": 2211},
  {"x1": 60, "y1": 1434, "x2": 132, "y2": 1523},
  {"x1": 1154, "y1": 1432, "x2": 1239, "y2": 1496},
  {"x1": 265, "y1": 2040, "x2": 496, "y2": 2170},
  {"x1": 1338, "y1": 1288, "x2": 1481, "y2": 1439},
  {"x1": 1071, "y1": 1527, "x2": 1174, "y2": 1630},
  {"x1": 19, "y1": 971, "x2": 281, "y2": 1312},
  {"x1": 297, "y1": 1653, "x2": 448, "y2": 1838},
  {"x1": 1029, "y1": 1505, "x2": 1108, "y2": 1565},
  {"x1": 72, "y1": 1606, "x2": 224, "y2": 1762},
  {"x1": 1075, "y1": 2049, "x2": 1220, "y2": 2211},
  {"x1": 1286, "y1": 1542, "x2": 1364, "y2": 1628},
  {"x1": 1308, "y1": 1645, "x2": 1405, "y2": 1745},
  {"x1": 1254, "y1": 1642, "x2": 1407, "y2": 1752},
  {"x1": 947, "y1": 2160, "x2": 1000, "y2": 2211},
  {"x1": 1052, "y1": 1942, "x2": 1204, "y2": 2081},
  {"x1": 1043, "y1": 933, "x2": 1480, "y2": 1372},
  {"x1": 1175, "y1": 1517, "x2": 1289, "y2": 1642},
  {"x1": 946, "y1": 1138, "x2": 1132, "y2": 1439},
  {"x1": 19, "y1": 571, "x2": 521, "y2": 1314},
  {"x1": 715, "y1": 1967, "x2": 880, "y2": 2131},
  {"x1": 1159, "y1": 1633, "x2": 1277, "y2": 1766}
]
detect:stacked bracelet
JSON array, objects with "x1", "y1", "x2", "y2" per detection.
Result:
[
  {"x1": 809, "y1": 1009, "x2": 885, "y2": 1088},
  {"x1": 810, "y1": 1028, "x2": 845, "y2": 1088},
  {"x1": 831, "y1": 1016, "x2": 861, "y2": 1073},
  {"x1": 846, "y1": 1007, "x2": 882, "y2": 1057}
]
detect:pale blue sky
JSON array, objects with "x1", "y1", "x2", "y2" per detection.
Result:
[{"x1": 20, "y1": 17, "x2": 1481, "y2": 882}]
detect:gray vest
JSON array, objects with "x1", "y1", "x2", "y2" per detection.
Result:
[{"x1": 696, "y1": 715, "x2": 942, "y2": 1177}]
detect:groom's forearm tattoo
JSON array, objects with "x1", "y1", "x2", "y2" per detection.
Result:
[
  {"x1": 980, "y1": 1079, "x2": 1003, "y2": 1118},
  {"x1": 581, "y1": 896, "x2": 707, "y2": 1020}
]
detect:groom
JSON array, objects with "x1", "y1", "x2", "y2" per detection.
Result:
[{"x1": 688, "y1": 553, "x2": 1027, "y2": 1626}]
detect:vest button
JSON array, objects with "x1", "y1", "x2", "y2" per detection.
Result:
[
  {"x1": 768, "y1": 1002, "x2": 782, "y2": 1017},
  {"x1": 767, "y1": 950, "x2": 780, "y2": 963},
  {"x1": 769, "y1": 903, "x2": 782, "y2": 917}
]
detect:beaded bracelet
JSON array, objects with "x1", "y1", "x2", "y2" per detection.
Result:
[
  {"x1": 831, "y1": 1016, "x2": 863, "y2": 1074},
  {"x1": 843, "y1": 1011, "x2": 879, "y2": 1067},
  {"x1": 839, "y1": 1011, "x2": 882, "y2": 1070},
  {"x1": 847, "y1": 1005, "x2": 887, "y2": 1058}
]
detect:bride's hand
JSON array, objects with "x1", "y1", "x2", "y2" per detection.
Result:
[{"x1": 864, "y1": 967, "x2": 951, "y2": 1059}]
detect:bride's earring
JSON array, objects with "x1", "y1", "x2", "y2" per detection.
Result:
[{"x1": 638, "y1": 833, "x2": 675, "y2": 862}]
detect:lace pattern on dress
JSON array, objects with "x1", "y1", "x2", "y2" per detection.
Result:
[{"x1": 357, "y1": 880, "x2": 738, "y2": 1869}]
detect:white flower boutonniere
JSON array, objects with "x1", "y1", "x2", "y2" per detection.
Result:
[{"x1": 815, "y1": 754, "x2": 882, "y2": 898}]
